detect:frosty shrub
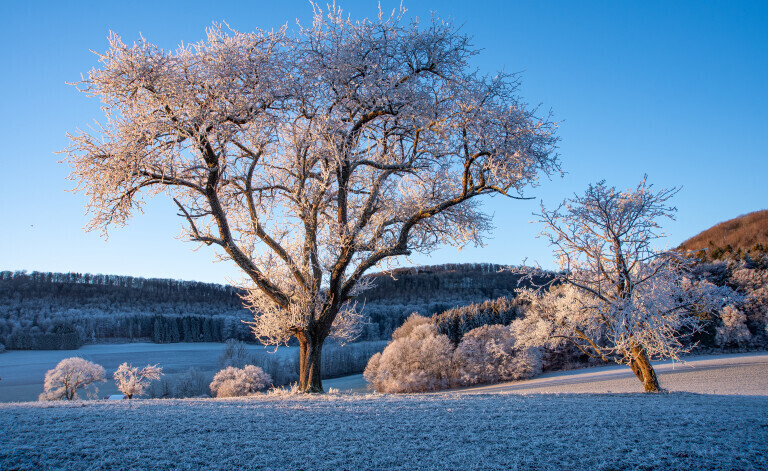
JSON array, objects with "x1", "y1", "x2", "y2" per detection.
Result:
[
  {"x1": 218, "y1": 339, "x2": 253, "y2": 369},
  {"x1": 257, "y1": 351, "x2": 300, "y2": 386},
  {"x1": 174, "y1": 367, "x2": 209, "y2": 398},
  {"x1": 391, "y1": 314, "x2": 431, "y2": 341},
  {"x1": 730, "y1": 263, "x2": 768, "y2": 346},
  {"x1": 453, "y1": 325, "x2": 542, "y2": 386},
  {"x1": 39, "y1": 357, "x2": 106, "y2": 401},
  {"x1": 209, "y1": 365, "x2": 272, "y2": 398},
  {"x1": 0, "y1": 342, "x2": 5, "y2": 353},
  {"x1": 113, "y1": 363, "x2": 163, "y2": 399},
  {"x1": 364, "y1": 324, "x2": 454, "y2": 393},
  {"x1": 147, "y1": 376, "x2": 174, "y2": 399},
  {"x1": 716, "y1": 305, "x2": 752, "y2": 347}
]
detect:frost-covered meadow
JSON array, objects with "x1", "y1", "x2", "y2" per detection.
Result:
[
  {"x1": 2, "y1": 390, "x2": 767, "y2": 470},
  {"x1": 2, "y1": 353, "x2": 768, "y2": 469}
]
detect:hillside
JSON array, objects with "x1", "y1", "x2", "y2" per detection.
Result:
[
  {"x1": 678, "y1": 209, "x2": 768, "y2": 256},
  {"x1": 0, "y1": 264, "x2": 535, "y2": 349}
]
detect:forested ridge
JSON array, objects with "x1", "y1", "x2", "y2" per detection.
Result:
[
  {"x1": 0, "y1": 271, "x2": 254, "y2": 350},
  {"x1": 0, "y1": 264, "x2": 545, "y2": 350}
]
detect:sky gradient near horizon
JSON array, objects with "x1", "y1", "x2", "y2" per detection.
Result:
[{"x1": 2, "y1": 0, "x2": 766, "y2": 284}]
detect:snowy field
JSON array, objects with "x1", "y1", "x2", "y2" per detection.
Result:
[
  {"x1": 2, "y1": 391, "x2": 767, "y2": 469},
  {"x1": 2, "y1": 353, "x2": 768, "y2": 470},
  {"x1": 0, "y1": 343, "x2": 298, "y2": 402}
]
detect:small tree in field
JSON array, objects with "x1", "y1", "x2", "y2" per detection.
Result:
[
  {"x1": 527, "y1": 178, "x2": 734, "y2": 392},
  {"x1": 64, "y1": 5, "x2": 559, "y2": 392},
  {"x1": 39, "y1": 357, "x2": 106, "y2": 401},
  {"x1": 113, "y1": 363, "x2": 163, "y2": 399},
  {"x1": 218, "y1": 339, "x2": 253, "y2": 369}
]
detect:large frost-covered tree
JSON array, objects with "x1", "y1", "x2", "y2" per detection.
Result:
[
  {"x1": 64, "y1": 5, "x2": 559, "y2": 392},
  {"x1": 525, "y1": 178, "x2": 733, "y2": 392}
]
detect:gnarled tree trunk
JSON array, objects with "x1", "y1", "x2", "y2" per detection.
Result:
[
  {"x1": 296, "y1": 330, "x2": 326, "y2": 393},
  {"x1": 629, "y1": 343, "x2": 661, "y2": 392}
]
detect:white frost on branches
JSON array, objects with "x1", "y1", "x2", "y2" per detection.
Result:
[
  {"x1": 64, "y1": 4, "x2": 559, "y2": 391},
  {"x1": 453, "y1": 324, "x2": 542, "y2": 385},
  {"x1": 365, "y1": 321, "x2": 541, "y2": 393},
  {"x1": 39, "y1": 357, "x2": 106, "y2": 401},
  {"x1": 364, "y1": 324, "x2": 454, "y2": 393},
  {"x1": 209, "y1": 365, "x2": 272, "y2": 398},
  {"x1": 526, "y1": 178, "x2": 736, "y2": 391},
  {"x1": 113, "y1": 363, "x2": 163, "y2": 399}
]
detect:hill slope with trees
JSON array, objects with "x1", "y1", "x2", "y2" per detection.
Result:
[
  {"x1": 678, "y1": 209, "x2": 768, "y2": 258},
  {"x1": 0, "y1": 264, "x2": 544, "y2": 350}
]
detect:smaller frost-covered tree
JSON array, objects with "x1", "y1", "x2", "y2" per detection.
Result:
[
  {"x1": 209, "y1": 365, "x2": 272, "y2": 398},
  {"x1": 218, "y1": 339, "x2": 253, "y2": 369},
  {"x1": 528, "y1": 178, "x2": 734, "y2": 392},
  {"x1": 113, "y1": 363, "x2": 163, "y2": 399},
  {"x1": 364, "y1": 324, "x2": 454, "y2": 393},
  {"x1": 174, "y1": 367, "x2": 209, "y2": 398},
  {"x1": 39, "y1": 357, "x2": 106, "y2": 401},
  {"x1": 453, "y1": 324, "x2": 541, "y2": 386}
]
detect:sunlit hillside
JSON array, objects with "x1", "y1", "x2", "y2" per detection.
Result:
[{"x1": 678, "y1": 209, "x2": 768, "y2": 254}]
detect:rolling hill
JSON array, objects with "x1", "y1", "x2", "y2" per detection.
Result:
[{"x1": 678, "y1": 209, "x2": 768, "y2": 255}]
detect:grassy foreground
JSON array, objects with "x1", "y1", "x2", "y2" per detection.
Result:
[{"x1": 2, "y1": 392, "x2": 767, "y2": 470}]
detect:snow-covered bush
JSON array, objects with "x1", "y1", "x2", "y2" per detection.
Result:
[
  {"x1": 39, "y1": 357, "x2": 105, "y2": 401},
  {"x1": 694, "y1": 258, "x2": 768, "y2": 349},
  {"x1": 113, "y1": 363, "x2": 163, "y2": 399},
  {"x1": 453, "y1": 324, "x2": 541, "y2": 386},
  {"x1": 715, "y1": 305, "x2": 751, "y2": 347},
  {"x1": 209, "y1": 365, "x2": 272, "y2": 398},
  {"x1": 218, "y1": 339, "x2": 254, "y2": 369},
  {"x1": 0, "y1": 342, "x2": 5, "y2": 353},
  {"x1": 364, "y1": 324, "x2": 454, "y2": 393}
]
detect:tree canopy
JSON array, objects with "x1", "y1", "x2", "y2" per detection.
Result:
[{"x1": 64, "y1": 5, "x2": 560, "y2": 392}]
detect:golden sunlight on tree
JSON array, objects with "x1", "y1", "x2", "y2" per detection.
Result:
[
  {"x1": 517, "y1": 178, "x2": 736, "y2": 392},
  {"x1": 64, "y1": 4, "x2": 559, "y2": 392}
]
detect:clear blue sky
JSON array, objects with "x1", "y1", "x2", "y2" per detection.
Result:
[{"x1": 1, "y1": 1, "x2": 766, "y2": 284}]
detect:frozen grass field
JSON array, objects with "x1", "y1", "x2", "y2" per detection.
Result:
[
  {"x1": 2, "y1": 391, "x2": 767, "y2": 470},
  {"x1": 2, "y1": 353, "x2": 768, "y2": 469}
]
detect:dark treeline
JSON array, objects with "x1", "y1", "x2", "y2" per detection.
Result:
[
  {"x1": 363, "y1": 263, "x2": 528, "y2": 302},
  {"x1": 360, "y1": 264, "x2": 554, "y2": 340},
  {"x1": 0, "y1": 264, "x2": 550, "y2": 350},
  {"x1": 433, "y1": 296, "x2": 530, "y2": 346},
  {"x1": 0, "y1": 271, "x2": 244, "y2": 305},
  {"x1": 0, "y1": 271, "x2": 253, "y2": 350}
]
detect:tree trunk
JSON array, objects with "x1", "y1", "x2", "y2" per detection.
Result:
[
  {"x1": 629, "y1": 344, "x2": 661, "y2": 392},
  {"x1": 297, "y1": 332, "x2": 325, "y2": 393}
]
